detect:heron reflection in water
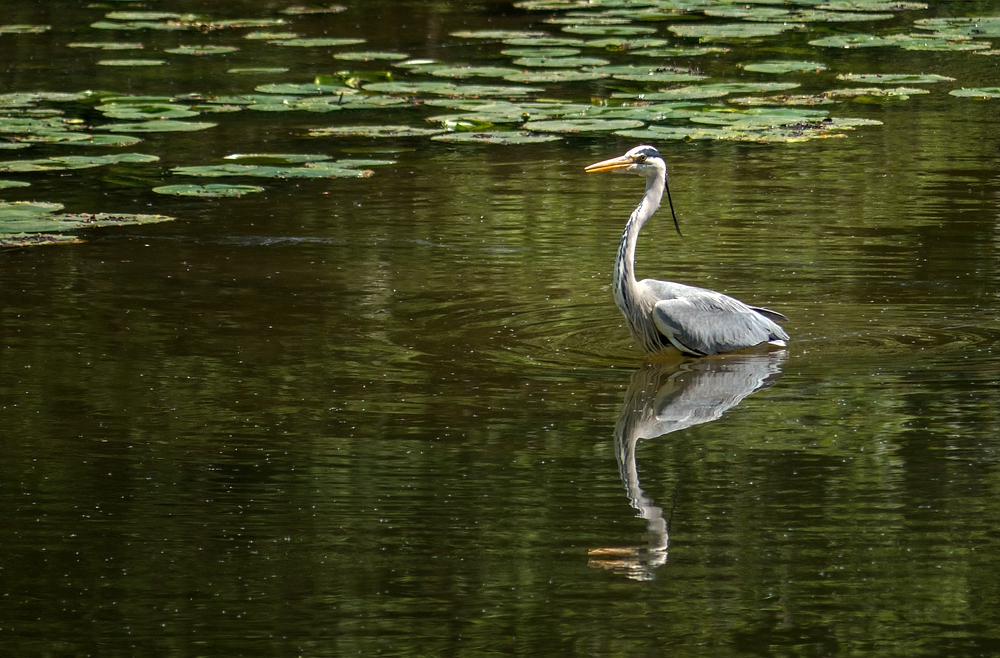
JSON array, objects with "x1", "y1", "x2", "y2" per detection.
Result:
[
  {"x1": 589, "y1": 352, "x2": 785, "y2": 580},
  {"x1": 586, "y1": 145, "x2": 789, "y2": 357}
]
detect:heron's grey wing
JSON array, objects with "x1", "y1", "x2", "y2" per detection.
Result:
[{"x1": 651, "y1": 291, "x2": 789, "y2": 356}]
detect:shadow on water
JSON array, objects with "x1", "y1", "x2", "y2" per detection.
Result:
[{"x1": 589, "y1": 352, "x2": 785, "y2": 581}]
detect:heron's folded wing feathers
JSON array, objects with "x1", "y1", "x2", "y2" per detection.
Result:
[{"x1": 652, "y1": 294, "x2": 789, "y2": 356}]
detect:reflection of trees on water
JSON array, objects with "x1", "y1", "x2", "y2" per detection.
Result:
[{"x1": 589, "y1": 352, "x2": 786, "y2": 581}]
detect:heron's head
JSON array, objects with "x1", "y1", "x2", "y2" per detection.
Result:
[{"x1": 585, "y1": 145, "x2": 665, "y2": 179}]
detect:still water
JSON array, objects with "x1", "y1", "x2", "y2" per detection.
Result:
[{"x1": 3, "y1": 0, "x2": 1000, "y2": 654}]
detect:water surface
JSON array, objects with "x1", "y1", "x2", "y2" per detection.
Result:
[{"x1": 3, "y1": 0, "x2": 1000, "y2": 655}]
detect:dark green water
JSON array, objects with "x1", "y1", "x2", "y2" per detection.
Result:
[{"x1": 3, "y1": 0, "x2": 1000, "y2": 655}]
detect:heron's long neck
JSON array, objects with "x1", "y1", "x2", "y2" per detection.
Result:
[{"x1": 614, "y1": 171, "x2": 665, "y2": 311}]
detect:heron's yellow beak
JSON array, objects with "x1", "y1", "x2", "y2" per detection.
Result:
[{"x1": 585, "y1": 155, "x2": 632, "y2": 173}]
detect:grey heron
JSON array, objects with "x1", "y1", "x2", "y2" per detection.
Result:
[{"x1": 586, "y1": 145, "x2": 789, "y2": 357}]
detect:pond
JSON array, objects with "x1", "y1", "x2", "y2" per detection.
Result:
[{"x1": 3, "y1": 0, "x2": 1000, "y2": 654}]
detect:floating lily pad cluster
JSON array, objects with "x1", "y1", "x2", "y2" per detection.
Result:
[
  {"x1": 3, "y1": 0, "x2": 1000, "y2": 247},
  {"x1": 0, "y1": 200, "x2": 172, "y2": 248}
]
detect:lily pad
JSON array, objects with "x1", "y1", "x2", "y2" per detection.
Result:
[
  {"x1": 512, "y1": 56, "x2": 610, "y2": 67},
  {"x1": 703, "y1": 6, "x2": 793, "y2": 20},
  {"x1": 617, "y1": 116, "x2": 880, "y2": 143},
  {"x1": 431, "y1": 131, "x2": 561, "y2": 144},
  {"x1": 583, "y1": 37, "x2": 669, "y2": 49},
  {"x1": 503, "y1": 70, "x2": 610, "y2": 83},
  {"x1": 522, "y1": 119, "x2": 644, "y2": 132},
  {"x1": 1, "y1": 233, "x2": 81, "y2": 248},
  {"x1": 334, "y1": 51, "x2": 410, "y2": 61},
  {"x1": 280, "y1": 5, "x2": 347, "y2": 14},
  {"x1": 949, "y1": 87, "x2": 1000, "y2": 99},
  {"x1": 823, "y1": 86, "x2": 930, "y2": 99},
  {"x1": 244, "y1": 31, "x2": 300, "y2": 40},
  {"x1": 228, "y1": 67, "x2": 290, "y2": 74},
  {"x1": 450, "y1": 30, "x2": 549, "y2": 39},
  {"x1": 428, "y1": 66, "x2": 523, "y2": 78},
  {"x1": 363, "y1": 82, "x2": 539, "y2": 97},
  {"x1": 632, "y1": 47, "x2": 730, "y2": 57},
  {"x1": 0, "y1": 180, "x2": 30, "y2": 190},
  {"x1": 501, "y1": 47, "x2": 581, "y2": 57},
  {"x1": 307, "y1": 125, "x2": 444, "y2": 137},
  {"x1": 727, "y1": 94, "x2": 840, "y2": 106},
  {"x1": 97, "y1": 59, "x2": 167, "y2": 66},
  {"x1": 670, "y1": 23, "x2": 802, "y2": 40},
  {"x1": 170, "y1": 162, "x2": 374, "y2": 178},
  {"x1": 98, "y1": 120, "x2": 217, "y2": 132},
  {"x1": 0, "y1": 200, "x2": 173, "y2": 245},
  {"x1": 836, "y1": 73, "x2": 955, "y2": 83},
  {"x1": 0, "y1": 153, "x2": 159, "y2": 173},
  {"x1": 502, "y1": 36, "x2": 586, "y2": 47},
  {"x1": 742, "y1": 60, "x2": 827, "y2": 74},
  {"x1": 97, "y1": 103, "x2": 199, "y2": 120},
  {"x1": 152, "y1": 184, "x2": 264, "y2": 197},
  {"x1": 280, "y1": 5, "x2": 347, "y2": 16},
  {"x1": 223, "y1": 153, "x2": 331, "y2": 163},
  {"x1": 792, "y1": 10, "x2": 894, "y2": 22},
  {"x1": 810, "y1": 33, "x2": 991, "y2": 50},
  {"x1": 256, "y1": 83, "x2": 349, "y2": 95},
  {"x1": 68, "y1": 41, "x2": 144, "y2": 50},
  {"x1": 272, "y1": 38, "x2": 366, "y2": 47},
  {"x1": 818, "y1": 0, "x2": 927, "y2": 10},
  {"x1": 0, "y1": 25, "x2": 51, "y2": 34},
  {"x1": 105, "y1": 11, "x2": 187, "y2": 20},
  {"x1": 561, "y1": 25, "x2": 657, "y2": 36},
  {"x1": 164, "y1": 45, "x2": 239, "y2": 55}
]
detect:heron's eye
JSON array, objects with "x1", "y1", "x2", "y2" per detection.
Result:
[{"x1": 636, "y1": 155, "x2": 646, "y2": 163}]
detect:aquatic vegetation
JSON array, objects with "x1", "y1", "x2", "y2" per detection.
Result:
[
  {"x1": 0, "y1": 153, "x2": 159, "y2": 173},
  {"x1": 0, "y1": 180, "x2": 30, "y2": 190},
  {"x1": 97, "y1": 59, "x2": 167, "y2": 66},
  {"x1": 68, "y1": 41, "x2": 144, "y2": 50},
  {"x1": 430, "y1": 131, "x2": 561, "y2": 144},
  {"x1": 670, "y1": 23, "x2": 804, "y2": 40},
  {"x1": 949, "y1": 87, "x2": 1000, "y2": 98},
  {"x1": 307, "y1": 125, "x2": 444, "y2": 138},
  {"x1": 0, "y1": 25, "x2": 51, "y2": 34},
  {"x1": 0, "y1": 0, "x2": 980, "y2": 249},
  {"x1": 836, "y1": 73, "x2": 955, "y2": 83},
  {"x1": 0, "y1": 200, "x2": 172, "y2": 247},
  {"x1": 164, "y1": 45, "x2": 240, "y2": 55},
  {"x1": 152, "y1": 184, "x2": 265, "y2": 197},
  {"x1": 741, "y1": 60, "x2": 828, "y2": 74}
]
